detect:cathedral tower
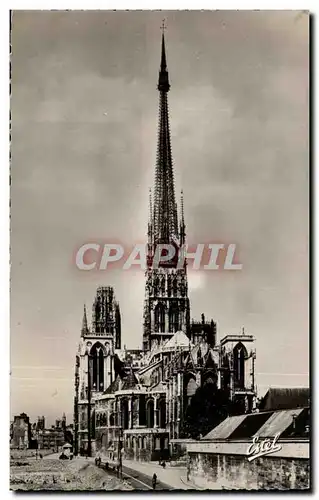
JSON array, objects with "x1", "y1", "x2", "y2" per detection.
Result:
[
  {"x1": 143, "y1": 30, "x2": 190, "y2": 351},
  {"x1": 74, "y1": 286, "x2": 121, "y2": 455}
]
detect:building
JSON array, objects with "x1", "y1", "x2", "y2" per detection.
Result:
[
  {"x1": 74, "y1": 30, "x2": 257, "y2": 460},
  {"x1": 36, "y1": 426, "x2": 65, "y2": 451},
  {"x1": 74, "y1": 286, "x2": 122, "y2": 455},
  {"x1": 36, "y1": 413, "x2": 73, "y2": 451},
  {"x1": 186, "y1": 393, "x2": 310, "y2": 490},
  {"x1": 11, "y1": 413, "x2": 31, "y2": 449},
  {"x1": 36, "y1": 416, "x2": 45, "y2": 431},
  {"x1": 258, "y1": 387, "x2": 310, "y2": 412}
]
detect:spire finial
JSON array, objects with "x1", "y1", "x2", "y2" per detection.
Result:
[
  {"x1": 81, "y1": 303, "x2": 89, "y2": 337},
  {"x1": 161, "y1": 19, "x2": 167, "y2": 34},
  {"x1": 180, "y1": 189, "x2": 186, "y2": 245},
  {"x1": 158, "y1": 23, "x2": 170, "y2": 92}
]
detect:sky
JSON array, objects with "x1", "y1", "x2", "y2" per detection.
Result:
[{"x1": 10, "y1": 10, "x2": 309, "y2": 425}]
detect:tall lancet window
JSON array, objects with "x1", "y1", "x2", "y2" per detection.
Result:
[
  {"x1": 233, "y1": 343, "x2": 247, "y2": 389},
  {"x1": 90, "y1": 342, "x2": 104, "y2": 392},
  {"x1": 169, "y1": 304, "x2": 179, "y2": 332},
  {"x1": 155, "y1": 303, "x2": 165, "y2": 333}
]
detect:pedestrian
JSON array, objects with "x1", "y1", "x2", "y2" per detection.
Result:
[{"x1": 152, "y1": 473, "x2": 157, "y2": 490}]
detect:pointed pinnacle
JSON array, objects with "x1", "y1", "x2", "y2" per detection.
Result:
[{"x1": 81, "y1": 304, "x2": 88, "y2": 336}]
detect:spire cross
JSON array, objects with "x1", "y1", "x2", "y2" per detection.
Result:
[{"x1": 161, "y1": 19, "x2": 167, "y2": 33}]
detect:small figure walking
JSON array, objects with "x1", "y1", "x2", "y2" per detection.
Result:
[{"x1": 152, "y1": 473, "x2": 157, "y2": 490}]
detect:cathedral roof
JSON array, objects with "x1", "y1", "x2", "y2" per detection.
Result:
[
  {"x1": 163, "y1": 331, "x2": 191, "y2": 351},
  {"x1": 121, "y1": 369, "x2": 139, "y2": 390},
  {"x1": 103, "y1": 375, "x2": 122, "y2": 394},
  {"x1": 186, "y1": 343, "x2": 219, "y2": 368}
]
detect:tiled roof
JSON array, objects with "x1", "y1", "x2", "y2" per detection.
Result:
[
  {"x1": 203, "y1": 407, "x2": 309, "y2": 441},
  {"x1": 259, "y1": 387, "x2": 310, "y2": 411},
  {"x1": 229, "y1": 412, "x2": 274, "y2": 439},
  {"x1": 204, "y1": 415, "x2": 247, "y2": 440},
  {"x1": 255, "y1": 408, "x2": 304, "y2": 438}
]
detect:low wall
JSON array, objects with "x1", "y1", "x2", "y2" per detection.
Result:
[{"x1": 187, "y1": 440, "x2": 310, "y2": 490}]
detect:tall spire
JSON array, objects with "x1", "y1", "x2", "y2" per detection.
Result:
[
  {"x1": 180, "y1": 190, "x2": 186, "y2": 245},
  {"x1": 153, "y1": 26, "x2": 178, "y2": 246},
  {"x1": 143, "y1": 26, "x2": 190, "y2": 352},
  {"x1": 158, "y1": 22, "x2": 170, "y2": 92},
  {"x1": 81, "y1": 304, "x2": 88, "y2": 337}
]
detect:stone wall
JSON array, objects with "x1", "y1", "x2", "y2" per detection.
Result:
[{"x1": 187, "y1": 440, "x2": 310, "y2": 490}]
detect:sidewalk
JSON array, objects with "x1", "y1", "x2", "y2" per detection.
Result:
[{"x1": 123, "y1": 459, "x2": 198, "y2": 490}]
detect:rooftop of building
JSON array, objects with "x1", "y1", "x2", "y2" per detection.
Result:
[
  {"x1": 258, "y1": 387, "x2": 310, "y2": 412},
  {"x1": 203, "y1": 406, "x2": 310, "y2": 441}
]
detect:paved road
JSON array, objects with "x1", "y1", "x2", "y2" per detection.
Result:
[{"x1": 99, "y1": 463, "x2": 171, "y2": 490}]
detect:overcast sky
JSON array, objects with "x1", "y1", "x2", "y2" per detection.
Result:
[{"x1": 10, "y1": 10, "x2": 309, "y2": 425}]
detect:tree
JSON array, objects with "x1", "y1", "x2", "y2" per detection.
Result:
[{"x1": 181, "y1": 383, "x2": 230, "y2": 439}]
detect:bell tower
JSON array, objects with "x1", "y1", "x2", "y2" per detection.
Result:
[
  {"x1": 74, "y1": 286, "x2": 121, "y2": 455},
  {"x1": 143, "y1": 27, "x2": 190, "y2": 351}
]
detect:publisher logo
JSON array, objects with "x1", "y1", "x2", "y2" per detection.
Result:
[{"x1": 247, "y1": 434, "x2": 282, "y2": 462}]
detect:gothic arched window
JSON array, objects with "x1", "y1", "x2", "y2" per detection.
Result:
[
  {"x1": 139, "y1": 395, "x2": 146, "y2": 426},
  {"x1": 109, "y1": 413, "x2": 115, "y2": 426},
  {"x1": 186, "y1": 377, "x2": 197, "y2": 407},
  {"x1": 90, "y1": 342, "x2": 105, "y2": 392},
  {"x1": 233, "y1": 343, "x2": 247, "y2": 389},
  {"x1": 153, "y1": 276, "x2": 159, "y2": 296},
  {"x1": 154, "y1": 303, "x2": 165, "y2": 333},
  {"x1": 158, "y1": 399, "x2": 166, "y2": 428},
  {"x1": 146, "y1": 399, "x2": 154, "y2": 428},
  {"x1": 95, "y1": 297, "x2": 105, "y2": 334},
  {"x1": 121, "y1": 399, "x2": 129, "y2": 430},
  {"x1": 173, "y1": 277, "x2": 178, "y2": 297},
  {"x1": 169, "y1": 304, "x2": 179, "y2": 332},
  {"x1": 161, "y1": 275, "x2": 165, "y2": 295}
]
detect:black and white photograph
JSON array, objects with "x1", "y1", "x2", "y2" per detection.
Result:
[{"x1": 10, "y1": 10, "x2": 309, "y2": 491}]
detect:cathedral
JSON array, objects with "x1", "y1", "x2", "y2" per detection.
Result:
[{"x1": 74, "y1": 31, "x2": 257, "y2": 461}]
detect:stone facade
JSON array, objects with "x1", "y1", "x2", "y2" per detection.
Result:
[
  {"x1": 92, "y1": 329, "x2": 256, "y2": 462},
  {"x1": 187, "y1": 447, "x2": 310, "y2": 490},
  {"x1": 74, "y1": 286, "x2": 122, "y2": 455}
]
